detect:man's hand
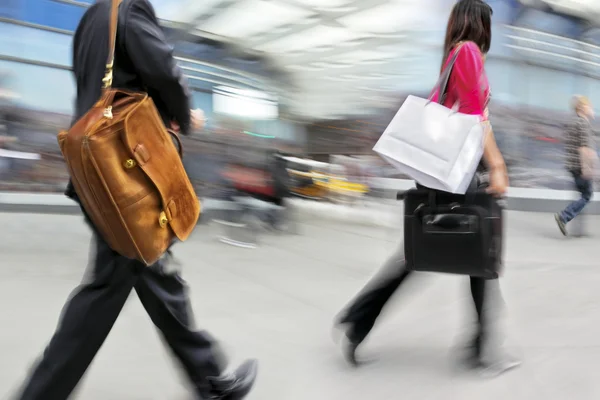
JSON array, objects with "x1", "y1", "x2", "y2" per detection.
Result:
[
  {"x1": 580, "y1": 146, "x2": 598, "y2": 179},
  {"x1": 170, "y1": 109, "x2": 205, "y2": 133},
  {"x1": 191, "y1": 108, "x2": 206, "y2": 131}
]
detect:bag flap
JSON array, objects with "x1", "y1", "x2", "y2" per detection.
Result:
[{"x1": 122, "y1": 98, "x2": 200, "y2": 241}]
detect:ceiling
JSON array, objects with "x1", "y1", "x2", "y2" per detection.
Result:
[
  {"x1": 156, "y1": 0, "x2": 451, "y2": 120},
  {"x1": 519, "y1": 0, "x2": 600, "y2": 20},
  {"x1": 153, "y1": 0, "x2": 600, "y2": 120}
]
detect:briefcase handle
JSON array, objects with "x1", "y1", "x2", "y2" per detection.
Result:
[
  {"x1": 395, "y1": 187, "x2": 479, "y2": 205},
  {"x1": 396, "y1": 175, "x2": 479, "y2": 202},
  {"x1": 426, "y1": 187, "x2": 506, "y2": 208}
]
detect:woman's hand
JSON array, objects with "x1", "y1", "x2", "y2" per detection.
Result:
[
  {"x1": 482, "y1": 121, "x2": 508, "y2": 197},
  {"x1": 487, "y1": 166, "x2": 508, "y2": 197}
]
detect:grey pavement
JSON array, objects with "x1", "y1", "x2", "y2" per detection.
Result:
[{"x1": 1, "y1": 210, "x2": 599, "y2": 399}]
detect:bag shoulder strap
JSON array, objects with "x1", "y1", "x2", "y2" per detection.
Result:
[
  {"x1": 432, "y1": 43, "x2": 464, "y2": 105},
  {"x1": 102, "y1": 0, "x2": 123, "y2": 89}
]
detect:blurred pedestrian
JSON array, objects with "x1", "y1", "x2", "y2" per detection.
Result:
[
  {"x1": 16, "y1": 1, "x2": 257, "y2": 399},
  {"x1": 555, "y1": 96, "x2": 596, "y2": 236},
  {"x1": 334, "y1": 0, "x2": 520, "y2": 378},
  {"x1": 0, "y1": 71, "x2": 17, "y2": 139}
]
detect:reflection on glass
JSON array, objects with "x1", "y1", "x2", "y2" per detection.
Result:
[{"x1": 0, "y1": 22, "x2": 71, "y2": 66}]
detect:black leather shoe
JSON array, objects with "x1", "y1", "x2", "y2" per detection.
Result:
[{"x1": 206, "y1": 359, "x2": 258, "y2": 400}]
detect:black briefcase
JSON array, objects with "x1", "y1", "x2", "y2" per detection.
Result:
[{"x1": 402, "y1": 187, "x2": 504, "y2": 279}]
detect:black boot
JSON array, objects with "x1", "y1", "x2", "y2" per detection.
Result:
[
  {"x1": 460, "y1": 334, "x2": 484, "y2": 370},
  {"x1": 461, "y1": 334, "x2": 521, "y2": 378},
  {"x1": 204, "y1": 359, "x2": 258, "y2": 400}
]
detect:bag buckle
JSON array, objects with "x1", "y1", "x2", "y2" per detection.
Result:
[
  {"x1": 102, "y1": 63, "x2": 113, "y2": 88},
  {"x1": 123, "y1": 159, "x2": 136, "y2": 169},
  {"x1": 159, "y1": 211, "x2": 169, "y2": 228},
  {"x1": 103, "y1": 106, "x2": 113, "y2": 119}
]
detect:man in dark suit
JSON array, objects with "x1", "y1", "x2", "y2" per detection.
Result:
[{"x1": 17, "y1": 1, "x2": 257, "y2": 399}]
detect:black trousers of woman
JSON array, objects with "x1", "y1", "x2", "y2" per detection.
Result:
[{"x1": 338, "y1": 246, "x2": 490, "y2": 359}]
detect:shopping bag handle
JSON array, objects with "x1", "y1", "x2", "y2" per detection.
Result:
[{"x1": 428, "y1": 43, "x2": 464, "y2": 106}]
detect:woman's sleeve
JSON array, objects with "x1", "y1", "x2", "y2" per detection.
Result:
[{"x1": 452, "y1": 42, "x2": 487, "y2": 121}]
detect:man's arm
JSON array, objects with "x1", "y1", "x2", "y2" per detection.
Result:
[
  {"x1": 577, "y1": 118, "x2": 591, "y2": 149},
  {"x1": 123, "y1": 0, "x2": 192, "y2": 135},
  {"x1": 576, "y1": 119, "x2": 597, "y2": 178}
]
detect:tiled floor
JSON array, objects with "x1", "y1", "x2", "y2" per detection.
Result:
[{"x1": 1, "y1": 210, "x2": 599, "y2": 399}]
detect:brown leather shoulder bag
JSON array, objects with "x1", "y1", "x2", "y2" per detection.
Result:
[{"x1": 58, "y1": 0, "x2": 200, "y2": 265}]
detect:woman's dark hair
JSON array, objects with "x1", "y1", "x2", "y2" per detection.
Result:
[{"x1": 442, "y1": 0, "x2": 493, "y2": 71}]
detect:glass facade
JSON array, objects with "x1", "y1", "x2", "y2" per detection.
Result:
[
  {"x1": 0, "y1": 0, "x2": 87, "y2": 31},
  {"x1": 2, "y1": 0, "x2": 600, "y2": 191},
  {"x1": 0, "y1": 20, "x2": 73, "y2": 114},
  {"x1": 0, "y1": 59, "x2": 74, "y2": 114},
  {"x1": 0, "y1": 0, "x2": 304, "y2": 195},
  {"x1": 0, "y1": 0, "x2": 280, "y2": 120},
  {"x1": 0, "y1": 22, "x2": 71, "y2": 65},
  {"x1": 394, "y1": 1, "x2": 600, "y2": 115},
  {"x1": 308, "y1": 0, "x2": 600, "y2": 188}
]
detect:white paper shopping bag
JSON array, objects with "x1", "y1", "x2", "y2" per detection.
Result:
[{"x1": 373, "y1": 95, "x2": 485, "y2": 194}]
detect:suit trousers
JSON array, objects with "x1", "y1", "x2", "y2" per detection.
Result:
[
  {"x1": 18, "y1": 234, "x2": 226, "y2": 400},
  {"x1": 340, "y1": 245, "x2": 495, "y2": 353}
]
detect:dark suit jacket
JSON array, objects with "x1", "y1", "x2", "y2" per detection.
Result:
[{"x1": 66, "y1": 0, "x2": 191, "y2": 200}]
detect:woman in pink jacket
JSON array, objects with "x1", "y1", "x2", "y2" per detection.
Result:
[{"x1": 335, "y1": 0, "x2": 519, "y2": 378}]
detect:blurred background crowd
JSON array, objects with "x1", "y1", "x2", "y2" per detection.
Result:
[{"x1": 1, "y1": 0, "x2": 600, "y2": 201}]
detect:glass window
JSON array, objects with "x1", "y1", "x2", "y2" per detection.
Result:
[
  {"x1": 488, "y1": 59, "x2": 578, "y2": 112},
  {"x1": 525, "y1": 65, "x2": 574, "y2": 112},
  {"x1": 573, "y1": 75, "x2": 593, "y2": 99},
  {"x1": 515, "y1": 8, "x2": 584, "y2": 38},
  {"x1": 488, "y1": 0, "x2": 520, "y2": 25},
  {"x1": 486, "y1": 58, "x2": 524, "y2": 106},
  {"x1": 19, "y1": 0, "x2": 85, "y2": 33},
  {"x1": 0, "y1": 0, "x2": 22, "y2": 19},
  {"x1": 575, "y1": 75, "x2": 600, "y2": 114},
  {"x1": 0, "y1": 60, "x2": 74, "y2": 114},
  {"x1": 395, "y1": 47, "x2": 440, "y2": 94},
  {"x1": 178, "y1": 59, "x2": 268, "y2": 92},
  {"x1": 192, "y1": 90, "x2": 213, "y2": 120},
  {"x1": 0, "y1": 22, "x2": 72, "y2": 66}
]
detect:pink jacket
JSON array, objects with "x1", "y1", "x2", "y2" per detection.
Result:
[{"x1": 430, "y1": 41, "x2": 490, "y2": 121}]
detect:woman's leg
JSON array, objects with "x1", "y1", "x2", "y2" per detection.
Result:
[
  {"x1": 336, "y1": 246, "x2": 412, "y2": 364},
  {"x1": 468, "y1": 277, "x2": 521, "y2": 376},
  {"x1": 469, "y1": 277, "x2": 487, "y2": 358}
]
